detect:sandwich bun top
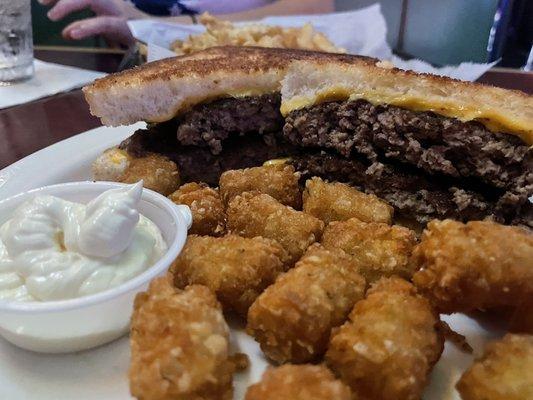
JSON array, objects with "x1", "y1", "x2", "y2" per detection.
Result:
[
  {"x1": 83, "y1": 46, "x2": 532, "y2": 145},
  {"x1": 83, "y1": 47, "x2": 364, "y2": 127}
]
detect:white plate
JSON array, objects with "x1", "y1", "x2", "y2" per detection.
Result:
[{"x1": 0, "y1": 126, "x2": 502, "y2": 400}]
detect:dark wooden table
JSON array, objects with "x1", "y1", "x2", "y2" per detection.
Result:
[
  {"x1": 0, "y1": 48, "x2": 532, "y2": 170},
  {"x1": 0, "y1": 47, "x2": 124, "y2": 170}
]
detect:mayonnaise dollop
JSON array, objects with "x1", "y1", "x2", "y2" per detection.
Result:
[{"x1": 0, "y1": 182, "x2": 167, "y2": 302}]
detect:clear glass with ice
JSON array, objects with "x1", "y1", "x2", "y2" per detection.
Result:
[{"x1": 0, "y1": 0, "x2": 34, "y2": 83}]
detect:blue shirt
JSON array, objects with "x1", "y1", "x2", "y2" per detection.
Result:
[
  {"x1": 131, "y1": 0, "x2": 274, "y2": 17},
  {"x1": 131, "y1": 0, "x2": 198, "y2": 16}
]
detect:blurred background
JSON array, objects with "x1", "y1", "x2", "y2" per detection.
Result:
[{"x1": 32, "y1": 0, "x2": 533, "y2": 68}]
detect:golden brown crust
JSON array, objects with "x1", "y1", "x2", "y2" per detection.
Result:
[
  {"x1": 129, "y1": 276, "x2": 233, "y2": 400},
  {"x1": 219, "y1": 164, "x2": 301, "y2": 209},
  {"x1": 169, "y1": 182, "x2": 226, "y2": 236},
  {"x1": 171, "y1": 234, "x2": 288, "y2": 317},
  {"x1": 326, "y1": 277, "x2": 444, "y2": 400},
  {"x1": 226, "y1": 192, "x2": 324, "y2": 265},
  {"x1": 303, "y1": 177, "x2": 393, "y2": 224},
  {"x1": 321, "y1": 218, "x2": 418, "y2": 283},
  {"x1": 456, "y1": 334, "x2": 533, "y2": 400},
  {"x1": 87, "y1": 46, "x2": 527, "y2": 103},
  {"x1": 119, "y1": 153, "x2": 180, "y2": 196},
  {"x1": 247, "y1": 244, "x2": 365, "y2": 364},
  {"x1": 86, "y1": 47, "x2": 371, "y2": 91},
  {"x1": 245, "y1": 364, "x2": 353, "y2": 400},
  {"x1": 412, "y1": 219, "x2": 533, "y2": 313}
]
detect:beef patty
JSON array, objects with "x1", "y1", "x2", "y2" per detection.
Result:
[
  {"x1": 120, "y1": 95, "x2": 532, "y2": 227},
  {"x1": 284, "y1": 99, "x2": 531, "y2": 227},
  {"x1": 290, "y1": 152, "x2": 531, "y2": 226},
  {"x1": 284, "y1": 99, "x2": 531, "y2": 193},
  {"x1": 174, "y1": 93, "x2": 283, "y2": 154},
  {"x1": 121, "y1": 119, "x2": 297, "y2": 185}
]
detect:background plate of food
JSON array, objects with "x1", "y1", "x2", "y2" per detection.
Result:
[{"x1": 127, "y1": 5, "x2": 497, "y2": 81}]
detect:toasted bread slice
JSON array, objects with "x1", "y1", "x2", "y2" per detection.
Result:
[
  {"x1": 83, "y1": 46, "x2": 366, "y2": 127},
  {"x1": 281, "y1": 59, "x2": 533, "y2": 144},
  {"x1": 84, "y1": 46, "x2": 532, "y2": 144}
]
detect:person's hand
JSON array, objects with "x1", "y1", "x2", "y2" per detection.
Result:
[{"x1": 38, "y1": 0, "x2": 140, "y2": 47}]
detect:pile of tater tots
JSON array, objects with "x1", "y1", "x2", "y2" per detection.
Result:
[{"x1": 129, "y1": 162, "x2": 533, "y2": 400}]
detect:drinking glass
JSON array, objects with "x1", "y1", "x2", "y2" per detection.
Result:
[{"x1": 0, "y1": 0, "x2": 34, "y2": 84}]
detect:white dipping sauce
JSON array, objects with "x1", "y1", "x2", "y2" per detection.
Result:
[{"x1": 0, "y1": 182, "x2": 167, "y2": 302}]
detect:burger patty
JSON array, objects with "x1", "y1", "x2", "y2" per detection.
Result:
[
  {"x1": 290, "y1": 153, "x2": 490, "y2": 222},
  {"x1": 285, "y1": 99, "x2": 532, "y2": 226},
  {"x1": 120, "y1": 95, "x2": 531, "y2": 227},
  {"x1": 290, "y1": 152, "x2": 531, "y2": 226},
  {"x1": 121, "y1": 125, "x2": 297, "y2": 185},
  {"x1": 174, "y1": 93, "x2": 283, "y2": 154},
  {"x1": 284, "y1": 99, "x2": 531, "y2": 192}
]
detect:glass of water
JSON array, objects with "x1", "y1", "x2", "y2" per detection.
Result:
[{"x1": 0, "y1": 0, "x2": 34, "y2": 84}]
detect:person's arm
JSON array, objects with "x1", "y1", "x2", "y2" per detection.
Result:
[
  {"x1": 41, "y1": 0, "x2": 146, "y2": 45},
  {"x1": 40, "y1": 0, "x2": 335, "y2": 46}
]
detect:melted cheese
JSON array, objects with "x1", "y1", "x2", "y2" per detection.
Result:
[
  {"x1": 281, "y1": 87, "x2": 533, "y2": 145},
  {"x1": 109, "y1": 148, "x2": 130, "y2": 165},
  {"x1": 263, "y1": 158, "x2": 291, "y2": 166},
  {"x1": 227, "y1": 89, "x2": 276, "y2": 98}
]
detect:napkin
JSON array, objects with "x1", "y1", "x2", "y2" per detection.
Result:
[
  {"x1": 128, "y1": 4, "x2": 497, "y2": 81},
  {"x1": 0, "y1": 60, "x2": 105, "y2": 110}
]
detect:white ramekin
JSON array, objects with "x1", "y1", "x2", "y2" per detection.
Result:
[{"x1": 0, "y1": 181, "x2": 191, "y2": 353}]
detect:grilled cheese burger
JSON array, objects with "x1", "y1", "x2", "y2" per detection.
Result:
[{"x1": 84, "y1": 46, "x2": 532, "y2": 227}]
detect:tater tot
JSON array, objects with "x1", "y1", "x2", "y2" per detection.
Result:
[
  {"x1": 245, "y1": 364, "x2": 352, "y2": 400},
  {"x1": 456, "y1": 334, "x2": 533, "y2": 400},
  {"x1": 219, "y1": 164, "x2": 301, "y2": 208},
  {"x1": 92, "y1": 147, "x2": 131, "y2": 182},
  {"x1": 412, "y1": 219, "x2": 533, "y2": 314},
  {"x1": 171, "y1": 234, "x2": 288, "y2": 316},
  {"x1": 227, "y1": 192, "x2": 324, "y2": 264},
  {"x1": 120, "y1": 153, "x2": 180, "y2": 195},
  {"x1": 321, "y1": 217, "x2": 418, "y2": 283},
  {"x1": 303, "y1": 177, "x2": 393, "y2": 224},
  {"x1": 130, "y1": 276, "x2": 233, "y2": 400},
  {"x1": 169, "y1": 182, "x2": 226, "y2": 236},
  {"x1": 326, "y1": 277, "x2": 444, "y2": 400},
  {"x1": 247, "y1": 244, "x2": 366, "y2": 363}
]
